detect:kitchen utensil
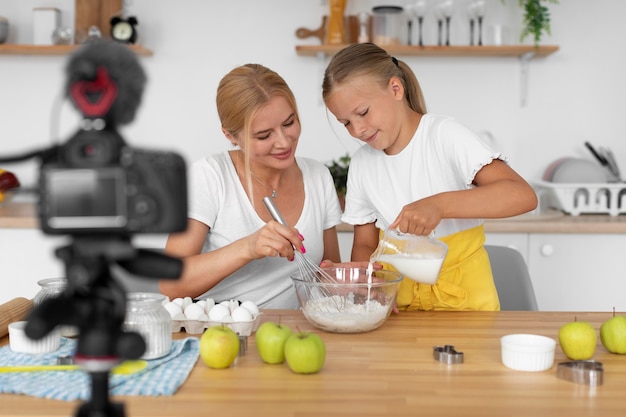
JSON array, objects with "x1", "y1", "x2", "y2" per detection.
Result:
[
  {"x1": 556, "y1": 360, "x2": 603, "y2": 386},
  {"x1": 291, "y1": 267, "x2": 403, "y2": 333},
  {"x1": 500, "y1": 333, "x2": 556, "y2": 372},
  {"x1": 262, "y1": 197, "x2": 337, "y2": 281},
  {"x1": 584, "y1": 142, "x2": 621, "y2": 182},
  {"x1": 0, "y1": 298, "x2": 32, "y2": 339},
  {"x1": 599, "y1": 146, "x2": 622, "y2": 182},
  {"x1": 0, "y1": 360, "x2": 148, "y2": 375},
  {"x1": 262, "y1": 197, "x2": 343, "y2": 309},
  {"x1": 370, "y1": 228, "x2": 448, "y2": 285},
  {"x1": 433, "y1": 345, "x2": 464, "y2": 364},
  {"x1": 295, "y1": 16, "x2": 327, "y2": 43}
]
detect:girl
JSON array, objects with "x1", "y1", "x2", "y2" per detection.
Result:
[
  {"x1": 321, "y1": 43, "x2": 537, "y2": 311},
  {"x1": 160, "y1": 64, "x2": 342, "y2": 308}
]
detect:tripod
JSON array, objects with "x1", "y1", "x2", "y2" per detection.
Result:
[{"x1": 25, "y1": 235, "x2": 182, "y2": 417}]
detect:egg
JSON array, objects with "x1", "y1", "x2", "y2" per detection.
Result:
[
  {"x1": 172, "y1": 312, "x2": 186, "y2": 320},
  {"x1": 240, "y1": 300, "x2": 259, "y2": 316},
  {"x1": 172, "y1": 297, "x2": 185, "y2": 307},
  {"x1": 182, "y1": 296, "x2": 193, "y2": 309},
  {"x1": 184, "y1": 303, "x2": 205, "y2": 320},
  {"x1": 219, "y1": 299, "x2": 239, "y2": 313},
  {"x1": 163, "y1": 301, "x2": 183, "y2": 318},
  {"x1": 208, "y1": 303, "x2": 231, "y2": 321},
  {"x1": 231, "y1": 306, "x2": 254, "y2": 322},
  {"x1": 203, "y1": 298, "x2": 216, "y2": 314},
  {"x1": 195, "y1": 300, "x2": 206, "y2": 310}
]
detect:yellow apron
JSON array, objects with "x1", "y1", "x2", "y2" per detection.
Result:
[{"x1": 389, "y1": 225, "x2": 500, "y2": 311}]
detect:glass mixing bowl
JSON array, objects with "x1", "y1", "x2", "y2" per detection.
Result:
[{"x1": 291, "y1": 267, "x2": 403, "y2": 333}]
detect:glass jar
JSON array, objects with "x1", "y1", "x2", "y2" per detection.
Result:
[
  {"x1": 371, "y1": 6, "x2": 407, "y2": 46},
  {"x1": 123, "y1": 292, "x2": 171, "y2": 360},
  {"x1": 33, "y1": 277, "x2": 67, "y2": 306},
  {"x1": 33, "y1": 277, "x2": 79, "y2": 337}
]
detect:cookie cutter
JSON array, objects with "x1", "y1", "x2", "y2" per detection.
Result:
[
  {"x1": 556, "y1": 360, "x2": 603, "y2": 386},
  {"x1": 433, "y1": 345, "x2": 464, "y2": 364}
]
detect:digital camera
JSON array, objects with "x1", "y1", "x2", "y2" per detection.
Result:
[{"x1": 38, "y1": 128, "x2": 187, "y2": 235}]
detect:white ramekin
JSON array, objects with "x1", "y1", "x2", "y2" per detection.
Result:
[
  {"x1": 501, "y1": 333, "x2": 556, "y2": 372},
  {"x1": 8, "y1": 321, "x2": 61, "y2": 354}
]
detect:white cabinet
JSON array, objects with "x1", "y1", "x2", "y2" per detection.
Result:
[
  {"x1": 487, "y1": 232, "x2": 626, "y2": 312},
  {"x1": 485, "y1": 233, "x2": 529, "y2": 264},
  {"x1": 527, "y1": 234, "x2": 626, "y2": 312}
]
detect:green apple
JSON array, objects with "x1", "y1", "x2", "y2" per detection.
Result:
[
  {"x1": 255, "y1": 321, "x2": 292, "y2": 364},
  {"x1": 600, "y1": 315, "x2": 626, "y2": 354},
  {"x1": 558, "y1": 321, "x2": 597, "y2": 360},
  {"x1": 284, "y1": 331, "x2": 326, "y2": 374},
  {"x1": 200, "y1": 325, "x2": 240, "y2": 369}
]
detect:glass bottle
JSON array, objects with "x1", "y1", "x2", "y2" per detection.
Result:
[{"x1": 123, "y1": 292, "x2": 172, "y2": 360}]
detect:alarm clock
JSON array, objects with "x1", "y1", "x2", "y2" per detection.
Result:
[{"x1": 110, "y1": 16, "x2": 138, "y2": 44}]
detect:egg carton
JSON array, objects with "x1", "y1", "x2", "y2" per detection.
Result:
[
  {"x1": 172, "y1": 313, "x2": 262, "y2": 336},
  {"x1": 534, "y1": 180, "x2": 626, "y2": 216}
]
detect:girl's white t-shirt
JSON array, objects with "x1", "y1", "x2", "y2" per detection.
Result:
[
  {"x1": 342, "y1": 113, "x2": 505, "y2": 238},
  {"x1": 188, "y1": 152, "x2": 342, "y2": 309}
]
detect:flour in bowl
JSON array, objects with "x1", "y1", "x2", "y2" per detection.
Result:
[{"x1": 302, "y1": 295, "x2": 390, "y2": 333}]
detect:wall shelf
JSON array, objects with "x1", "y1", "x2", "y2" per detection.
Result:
[
  {"x1": 297, "y1": 44, "x2": 559, "y2": 107},
  {"x1": 296, "y1": 44, "x2": 559, "y2": 58},
  {"x1": 0, "y1": 44, "x2": 153, "y2": 56}
]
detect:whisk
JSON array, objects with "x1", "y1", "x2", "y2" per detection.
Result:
[{"x1": 262, "y1": 197, "x2": 344, "y2": 310}]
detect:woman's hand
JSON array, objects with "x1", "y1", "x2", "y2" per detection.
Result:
[{"x1": 246, "y1": 220, "x2": 303, "y2": 261}]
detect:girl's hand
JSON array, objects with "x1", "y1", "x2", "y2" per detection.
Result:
[
  {"x1": 319, "y1": 260, "x2": 383, "y2": 270},
  {"x1": 390, "y1": 197, "x2": 443, "y2": 236},
  {"x1": 247, "y1": 221, "x2": 303, "y2": 261}
]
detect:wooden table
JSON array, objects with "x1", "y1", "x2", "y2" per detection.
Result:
[{"x1": 1, "y1": 310, "x2": 625, "y2": 417}]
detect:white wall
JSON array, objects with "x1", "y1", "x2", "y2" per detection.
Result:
[{"x1": 2, "y1": 0, "x2": 625, "y2": 188}]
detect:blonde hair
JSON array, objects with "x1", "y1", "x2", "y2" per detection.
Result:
[
  {"x1": 322, "y1": 43, "x2": 427, "y2": 114},
  {"x1": 216, "y1": 64, "x2": 300, "y2": 201}
]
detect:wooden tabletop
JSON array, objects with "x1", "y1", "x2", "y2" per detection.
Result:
[{"x1": 1, "y1": 310, "x2": 625, "y2": 417}]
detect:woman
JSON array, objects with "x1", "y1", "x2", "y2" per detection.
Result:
[
  {"x1": 160, "y1": 64, "x2": 342, "y2": 309},
  {"x1": 321, "y1": 43, "x2": 537, "y2": 311}
]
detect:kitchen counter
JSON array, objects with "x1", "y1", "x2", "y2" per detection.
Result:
[
  {"x1": 1, "y1": 309, "x2": 625, "y2": 417},
  {"x1": 4, "y1": 201, "x2": 626, "y2": 234}
]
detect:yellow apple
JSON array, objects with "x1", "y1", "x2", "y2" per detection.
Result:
[
  {"x1": 600, "y1": 315, "x2": 626, "y2": 354},
  {"x1": 558, "y1": 321, "x2": 597, "y2": 360},
  {"x1": 284, "y1": 331, "x2": 326, "y2": 374},
  {"x1": 255, "y1": 321, "x2": 292, "y2": 364},
  {"x1": 200, "y1": 325, "x2": 240, "y2": 369}
]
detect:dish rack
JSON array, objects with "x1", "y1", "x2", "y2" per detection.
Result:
[{"x1": 534, "y1": 180, "x2": 626, "y2": 216}]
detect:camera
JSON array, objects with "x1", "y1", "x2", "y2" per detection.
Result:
[
  {"x1": 39, "y1": 133, "x2": 187, "y2": 235},
  {"x1": 33, "y1": 39, "x2": 187, "y2": 236}
]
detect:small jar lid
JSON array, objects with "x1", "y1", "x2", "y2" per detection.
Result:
[{"x1": 372, "y1": 6, "x2": 404, "y2": 13}]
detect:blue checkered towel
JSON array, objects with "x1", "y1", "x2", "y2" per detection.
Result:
[{"x1": 0, "y1": 337, "x2": 199, "y2": 401}]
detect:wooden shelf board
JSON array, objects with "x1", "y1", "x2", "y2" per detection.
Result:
[
  {"x1": 296, "y1": 44, "x2": 559, "y2": 58},
  {"x1": 0, "y1": 44, "x2": 153, "y2": 56}
]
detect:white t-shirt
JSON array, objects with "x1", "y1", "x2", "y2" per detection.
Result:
[
  {"x1": 342, "y1": 113, "x2": 505, "y2": 238},
  {"x1": 188, "y1": 152, "x2": 342, "y2": 309}
]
